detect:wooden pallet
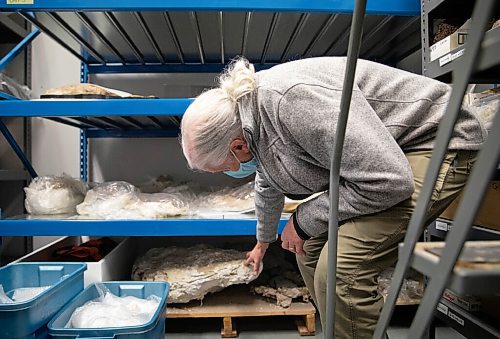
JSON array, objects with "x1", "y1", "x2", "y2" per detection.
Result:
[{"x1": 166, "y1": 285, "x2": 316, "y2": 337}]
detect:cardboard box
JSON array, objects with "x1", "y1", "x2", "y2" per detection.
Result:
[
  {"x1": 430, "y1": 19, "x2": 470, "y2": 62},
  {"x1": 16, "y1": 236, "x2": 136, "y2": 287},
  {"x1": 443, "y1": 289, "x2": 481, "y2": 312},
  {"x1": 440, "y1": 181, "x2": 500, "y2": 231}
]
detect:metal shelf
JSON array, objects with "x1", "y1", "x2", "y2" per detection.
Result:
[
  {"x1": 408, "y1": 241, "x2": 500, "y2": 296},
  {"x1": 435, "y1": 298, "x2": 500, "y2": 339},
  {"x1": 0, "y1": 98, "x2": 191, "y2": 132},
  {"x1": 0, "y1": 0, "x2": 420, "y2": 15},
  {"x1": 0, "y1": 216, "x2": 287, "y2": 236},
  {"x1": 0, "y1": 13, "x2": 28, "y2": 43},
  {"x1": 423, "y1": 26, "x2": 500, "y2": 82},
  {"x1": 428, "y1": 219, "x2": 500, "y2": 241},
  {"x1": 0, "y1": 2, "x2": 421, "y2": 70}
]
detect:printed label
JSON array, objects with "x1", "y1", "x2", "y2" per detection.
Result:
[
  {"x1": 7, "y1": 0, "x2": 34, "y2": 4},
  {"x1": 436, "y1": 221, "x2": 449, "y2": 231},
  {"x1": 439, "y1": 54, "x2": 452, "y2": 67},
  {"x1": 451, "y1": 49, "x2": 465, "y2": 61},
  {"x1": 448, "y1": 311, "x2": 465, "y2": 326},
  {"x1": 437, "y1": 302, "x2": 448, "y2": 315}
]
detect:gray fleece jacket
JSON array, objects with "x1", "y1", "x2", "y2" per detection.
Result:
[{"x1": 237, "y1": 57, "x2": 486, "y2": 243}]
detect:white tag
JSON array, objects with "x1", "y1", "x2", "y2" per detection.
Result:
[
  {"x1": 437, "y1": 302, "x2": 448, "y2": 314},
  {"x1": 439, "y1": 54, "x2": 452, "y2": 67},
  {"x1": 451, "y1": 49, "x2": 465, "y2": 61},
  {"x1": 448, "y1": 311, "x2": 465, "y2": 326},
  {"x1": 436, "y1": 221, "x2": 448, "y2": 231},
  {"x1": 7, "y1": 0, "x2": 34, "y2": 3}
]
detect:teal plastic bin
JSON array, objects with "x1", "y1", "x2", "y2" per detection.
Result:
[
  {"x1": 0, "y1": 262, "x2": 87, "y2": 338},
  {"x1": 48, "y1": 281, "x2": 169, "y2": 339}
]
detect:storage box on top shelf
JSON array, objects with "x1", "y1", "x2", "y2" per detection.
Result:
[
  {"x1": 15, "y1": 236, "x2": 136, "y2": 287},
  {"x1": 440, "y1": 181, "x2": 500, "y2": 231},
  {"x1": 48, "y1": 281, "x2": 169, "y2": 339},
  {"x1": 0, "y1": 262, "x2": 86, "y2": 339},
  {"x1": 430, "y1": 19, "x2": 470, "y2": 62}
]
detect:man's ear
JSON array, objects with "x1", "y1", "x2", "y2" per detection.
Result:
[{"x1": 230, "y1": 137, "x2": 250, "y2": 154}]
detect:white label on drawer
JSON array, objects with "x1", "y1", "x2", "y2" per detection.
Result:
[
  {"x1": 448, "y1": 311, "x2": 465, "y2": 326},
  {"x1": 437, "y1": 302, "x2": 448, "y2": 315},
  {"x1": 7, "y1": 0, "x2": 34, "y2": 4},
  {"x1": 451, "y1": 49, "x2": 465, "y2": 61},
  {"x1": 439, "y1": 54, "x2": 452, "y2": 67},
  {"x1": 436, "y1": 221, "x2": 449, "y2": 231}
]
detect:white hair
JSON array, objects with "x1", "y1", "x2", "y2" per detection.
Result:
[{"x1": 181, "y1": 58, "x2": 256, "y2": 169}]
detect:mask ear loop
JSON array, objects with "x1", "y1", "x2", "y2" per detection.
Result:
[{"x1": 229, "y1": 149, "x2": 241, "y2": 164}]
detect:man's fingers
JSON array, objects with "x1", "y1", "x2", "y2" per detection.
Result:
[
  {"x1": 253, "y1": 259, "x2": 261, "y2": 273},
  {"x1": 244, "y1": 256, "x2": 253, "y2": 266},
  {"x1": 295, "y1": 246, "x2": 305, "y2": 255}
]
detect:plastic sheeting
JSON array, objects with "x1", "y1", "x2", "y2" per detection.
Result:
[
  {"x1": 0, "y1": 285, "x2": 51, "y2": 303},
  {"x1": 24, "y1": 174, "x2": 87, "y2": 215},
  {"x1": 66, "y1": 284, "x2": 160, "y2": 328},
  {"x1": 76, "y1": 181, "x2": 188, "y2": 219},
  {"x1": 0, "y1": 73, "x2": 31, "y2": 99}
]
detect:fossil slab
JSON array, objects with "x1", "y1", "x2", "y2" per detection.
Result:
[{"x1": 132, "y1": 244, "x2": 261, "y2": 303}]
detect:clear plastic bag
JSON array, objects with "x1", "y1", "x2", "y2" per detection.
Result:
[
  {"x1": 24, "y1": 174, "x2": 88, "y2": 215},
  {"x1": 0, "y1": 73, "x2": 31, "y2": 99},
  {"x1": 195, "y1": 181, "x2": 255, "y2": 212},
  {"x1": 0, "y1": 285, "x2": 13, "y2": 304},
  {"x1": 66, "y1": 283, "x2": 160, "y2": 328},
  {"x1": 377, "y1": 267, "x2": 423, "y2": 303},
  {"x1": 0, "y1": 284, "x2": 50, "y2": 303},
  {"x1": 77, "y1": 181, "x2": 188, "y2": 219}
]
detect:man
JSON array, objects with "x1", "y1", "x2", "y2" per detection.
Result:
[{"x1": 181, "y1": 57, "x2": 485, "y2": 338}]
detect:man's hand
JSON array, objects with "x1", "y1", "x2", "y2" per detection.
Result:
[
  {"x1": 245, "y1": 241, "x2": 269, "y2": 274},
  {"x1": 280, "y1": 216, "x2": 305, "y2": 255}
]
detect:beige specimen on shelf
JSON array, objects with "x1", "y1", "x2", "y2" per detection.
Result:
[{"x1": 132, "y1": 244, "x2": 262, "y2": 303}]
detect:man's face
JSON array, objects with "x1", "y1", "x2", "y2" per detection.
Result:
[{"x1": 201, "y1": 152, "x2": 241, "y2": 173}]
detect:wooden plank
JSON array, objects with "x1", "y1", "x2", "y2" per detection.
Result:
[
  {"x1": 167, "y1": 285, "x2": 315, "y2": 318},
  {"x1": 221, "y1": 317, "x2": 237, "y2": 338},
  {"x1": 296, "y1": 313, "x2": 316, "y2": 336}
]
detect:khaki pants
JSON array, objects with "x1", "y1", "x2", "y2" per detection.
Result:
[{"x1": 296, "y1": 150, "x2": 477, "y2": 339}]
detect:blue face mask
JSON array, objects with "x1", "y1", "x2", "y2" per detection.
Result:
[{"x1": 224, "y1": 152, "x2": 258, "y2": 178}]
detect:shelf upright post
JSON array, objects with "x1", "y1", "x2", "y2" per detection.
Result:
[
  {"x1": 374, "y1": 0, "x2": 496, "y2": 337},
  {"x1": 325, "y1": 0, "x2": 367, "y2": 338},
  {"x1": 79, "y1": 62, "x2": 89, "y2": 182},
  {"x1": 0, "y1": 120, "x2": 38, "y2": 179}
]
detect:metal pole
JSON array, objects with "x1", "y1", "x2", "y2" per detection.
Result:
[
  {"x1": 0, "y1": 119, "x2": 38, "y2": 178},
  {"x1": 408, "y1": 0, "x2": 497, "y2": 335},
  {"x1": 374, "y1": 0, "x2": 495, "y2": 337},
  {"x1": 0, "y1": 28, "x2": 40, "y2": 72},
  {"x1": 325, "y1": 0, "x2": 366, "y2": 337},
  {"x1": 410, "y1": 90, "x2": 500, "y2": 339}
]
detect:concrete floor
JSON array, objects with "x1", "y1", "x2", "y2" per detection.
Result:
[{"x1": 164, "y1": 306, "x2": 466, "y2": 338}]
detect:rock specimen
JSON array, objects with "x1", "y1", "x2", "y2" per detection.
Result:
[
  {"x1": 132, "y1": 244, "x2": 261, "y2": 303},
  {"x1": 249, "y1": 245, "x2": 311, "y2": 308}
]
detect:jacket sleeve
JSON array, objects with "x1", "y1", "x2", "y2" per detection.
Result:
[
  {"x1": 279, "y1": 83, "x2": 415, "y2": 237},
  {"x1": 254, "y1": 167, "x2": 285, "y2": 243}
]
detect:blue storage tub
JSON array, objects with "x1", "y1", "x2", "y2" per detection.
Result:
[
  {"x1": 48, "y1": 281, "x2": 169, "y2": 339},
  {"x1": 0, "y1": 262, "x2": 87, "y2": 339}
]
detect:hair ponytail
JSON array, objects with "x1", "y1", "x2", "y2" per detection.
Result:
[{"x1": 219, "y1": 57, "x2": 256, "y2": 102}]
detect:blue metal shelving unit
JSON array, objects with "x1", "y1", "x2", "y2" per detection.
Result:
[
  {"x1": 0, "y1": 217, "x2": 287, "y2": 236},
  {"x1": 0, "y1": 0, "x2": 421, "y2": 237}
]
